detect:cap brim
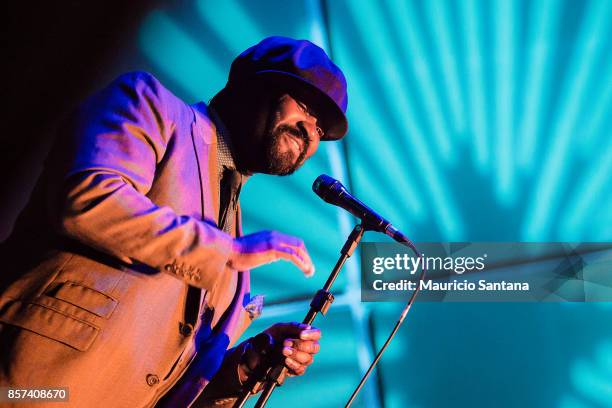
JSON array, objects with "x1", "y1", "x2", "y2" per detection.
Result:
[{"x1": 253, "y1": 70, "x2": 348, "y2": 140}]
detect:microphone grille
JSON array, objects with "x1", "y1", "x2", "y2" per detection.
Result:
[{"x1": 312, "y1": 174, "x2": 345, "y2": 203}]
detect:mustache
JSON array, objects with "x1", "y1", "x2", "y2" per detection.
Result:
[
  {"x1": 264, "y1": 124, "x2": 312, "y2": 175},
  {"x1": 274, "y1": 125, "x2": 308, "y2": 142}
]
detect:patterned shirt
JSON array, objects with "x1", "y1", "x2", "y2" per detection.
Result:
[{"x1": 208, "y1": 107, "x2": 246, "y2": 234}]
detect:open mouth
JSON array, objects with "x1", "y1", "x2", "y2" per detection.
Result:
[
  {"x1": 288, "y1": 135, "x2": 302, "y2": 151},
  {"x1": 282, "y1": 132, "x2": 304, "y2": 153}
]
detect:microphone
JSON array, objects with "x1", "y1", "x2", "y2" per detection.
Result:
[{"x1": 312, "y1": 174, "x2": 408, "y2": 242}]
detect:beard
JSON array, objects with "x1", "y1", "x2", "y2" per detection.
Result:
[{"x1": 262, "y1": 124, "x2": 311, "y2": 175}]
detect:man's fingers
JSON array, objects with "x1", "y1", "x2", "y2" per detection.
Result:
[
  {"x1": 265, "y1": 322, "x2": 310, "y2": 340},
  {"x1": 259, "y1": 323, "x2": 322, "y2": 377},
  {"x1": 265, "y1": 230, "x2": 302, "y2": 247},
  {"x1": 299, "y1": 328, "x2": 321, "y2": 341},
  {"x1": 256, "y1": 244, "x2": 312, "y2": 277},
  {"x1": 270, "y1": 232, "x2": 314, "y2": 276},
  {"x1": 283, "y1": 346, "x2": 314, "y2": 365},
  {"x1": 265, "y1": 323, "x2": 321, "y2": 342},
  {"x1": 230, "y1": 231, "x2": 315, "y2": 276},
  {"x1": 284, "y1": 357, "x2": 306, "y2": 376},
  {"x1": 271, "y1": 247, "x2": 314, "y2": 277},
  {"x1": 277, "y1": 238, "x2": 313, "y2": 274},
  {"x1": 284, "y1": 339, "x2": 320, "y2": 354}
]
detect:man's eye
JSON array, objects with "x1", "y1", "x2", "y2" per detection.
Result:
[{"x1": 297, "y1": 101, "x2": 314, "y2": 116}]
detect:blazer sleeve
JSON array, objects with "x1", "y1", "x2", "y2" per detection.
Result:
[{"x1": 51, "y1": 71, "x2": 233, "y2": 290}]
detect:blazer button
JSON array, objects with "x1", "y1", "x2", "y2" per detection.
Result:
[
  {"x1": 180, "y1": 323, "x2": 194, "y2": 337},
  {"x1": 146, "y1": 374, "x2": 159, "y2": 386}
]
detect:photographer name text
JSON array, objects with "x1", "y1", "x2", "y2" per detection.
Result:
[{"x1": 372, "y1": 279, "x2": 529, "y2": 291}]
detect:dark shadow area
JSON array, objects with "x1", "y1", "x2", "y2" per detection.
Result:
[{"x1": 1, "y1": 1, "x2": 156, "y2": 239}]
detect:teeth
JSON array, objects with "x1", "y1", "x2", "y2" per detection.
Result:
[{"x1": 286, "y1": 135, "x2": 299, "y2": 150}]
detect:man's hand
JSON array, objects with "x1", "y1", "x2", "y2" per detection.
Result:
[
  {"x1": 239, "y1": 323, "x2": 321, "y2": 383},
  {"x1": 266, "y1": 323, "x2": 321, "y2": 376},
  {"x1": 228, "y1": 231, "x2": 315, "y2": 277}
]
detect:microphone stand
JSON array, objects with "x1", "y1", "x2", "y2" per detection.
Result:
[{"x1": 233, "y1": 223, "x2": 366, "y2": 408}]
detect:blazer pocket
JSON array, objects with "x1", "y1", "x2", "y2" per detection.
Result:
[
  {"x1": 48, "y1": 280, "x2": 118, "y2": 319},
  {"x1": 0, "y1": 299, "x2": 100, "y2": 351}
]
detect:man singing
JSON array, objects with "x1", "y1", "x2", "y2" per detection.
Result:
[{"x1": 0, "y1": 36, "x2": 348, "y2": 407}]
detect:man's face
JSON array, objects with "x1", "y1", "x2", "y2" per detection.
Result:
[{"x1": 262, "y1": 93, "x2": 323, "y2": 175}]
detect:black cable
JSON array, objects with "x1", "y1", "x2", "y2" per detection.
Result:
[{"x1": 345, "y1": 238, "x2": 426, "y2": 408}]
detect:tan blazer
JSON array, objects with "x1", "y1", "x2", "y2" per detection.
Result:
[{"x1": 0, "y1": 72, "x2": 255, "y2": 407}]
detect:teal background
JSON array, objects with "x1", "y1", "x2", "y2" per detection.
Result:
[{"x1": 130, "y1": 0, "x2": 610, "y2": 407}]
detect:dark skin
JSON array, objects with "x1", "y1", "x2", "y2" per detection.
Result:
[
  {"x1": 210, "y1": 83, "x2": 326, "y2": 380},
  {"x1": 212, "y1": 82, "x2": 323, "y2": 176}
]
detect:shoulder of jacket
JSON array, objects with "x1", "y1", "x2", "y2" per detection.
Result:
[
  {"x1": 112, "y1": 71, "x2": 194, "y2": 120},
  {"x1": 111, "y1": 71, "x2": 168, "y2": 96}
]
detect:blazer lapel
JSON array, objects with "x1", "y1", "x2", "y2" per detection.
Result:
[
  {"x1": 190, "y1": 103, "x2": 220, "y2": 224},
  {"x1": 190, "y1": 103, "x2": 251, "y2": 346}
]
